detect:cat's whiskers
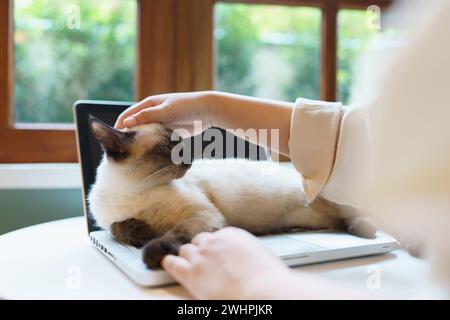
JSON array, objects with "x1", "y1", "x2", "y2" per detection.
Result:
[{"x1": 143, "y1": 163, "x2": 177, "y2": 182}]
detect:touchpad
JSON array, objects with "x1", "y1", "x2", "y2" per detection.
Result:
[{"x1": 261, "y1": 236, "x2": 322, "y2": 258}]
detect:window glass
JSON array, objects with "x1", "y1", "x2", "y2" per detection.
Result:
[
  {"x1": 215, "y1": 3, "x2": 321, "y2": 102},
  {"x1": 338, "y1": 9, "x2": 378, "y2": 104},
  {"x1": 14, "y1": 0, "x2": 137, "y2": 123}
]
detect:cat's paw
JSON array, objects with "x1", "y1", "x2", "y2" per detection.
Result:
[
  {"x1": 129, "y1": 236, "x2": 153, "y2": 248},
  {"x1": 142, "y1": 236, "x2": 188, "y2": 269},
  {"x1": 110, "y1": 218, "x2": 155, "y2": 248}
]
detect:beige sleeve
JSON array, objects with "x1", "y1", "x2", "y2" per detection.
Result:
[{"x1": 288, "y1": 98, "x2": 343, "y2": 204}]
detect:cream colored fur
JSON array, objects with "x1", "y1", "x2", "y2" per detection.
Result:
[
  {"x1": 89, "y1": 157, "x2": 342, "y2": 236},
  {"x1": 88, "y1": 123, "x2": 345, "y2": 238}
]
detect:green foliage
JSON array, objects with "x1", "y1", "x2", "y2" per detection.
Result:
[
  {"x1": 276, "y1": 7, "x2": 321, "y2": 101},
  {"x1": 215, "y1": 4, "x2": 258, "y2": 96},
  {"x1": 14, "y1": 0, "x2": 136, "y2": 123},
  {"x1": 338, "y1": 9, "x2": 377, "y2": 104},
  {"x1": 215, "y1": 4, "x2": 376, "y2": 104},
  {"x1": 215, "y1": 3, "x2": 321, "y2": 101},
  {"x1": 14, "y1": 1, "x2": 374, "y2": 123}
]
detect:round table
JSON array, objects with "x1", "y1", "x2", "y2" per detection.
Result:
[{"x1": 0, "y1": 217, "x2": 430, "y2": 299}]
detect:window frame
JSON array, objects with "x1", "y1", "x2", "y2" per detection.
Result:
[{"x1": 0, "y1": 0, "x2": 391, "y2": 163}]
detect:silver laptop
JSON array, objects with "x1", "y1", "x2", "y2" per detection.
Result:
[{"x1": 74, "y1": 100, "x2": 400, "y2": 287}]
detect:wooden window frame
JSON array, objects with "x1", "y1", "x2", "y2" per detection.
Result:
[{"x1": 0, "y1": 0, "x2": 391, "y2": 163}]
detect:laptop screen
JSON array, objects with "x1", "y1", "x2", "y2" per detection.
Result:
[{"x1": 74, "y1": 100, "x2": 267, "y2": 234}]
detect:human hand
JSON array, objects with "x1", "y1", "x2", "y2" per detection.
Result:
[
  {"x1": 161, "y1": 227, "x2": 291, "y2": 300},
  {"x1": 115, "y1": 91, "x2": 216, "y2": 136},
  {"x1": 115, "y1": 91, "x2": 293, "y2": 154}
]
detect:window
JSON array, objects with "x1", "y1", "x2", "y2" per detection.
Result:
[
  {"x1": 338, "y1": 9, "x2": 378, "y2": 104},
  {"x1": 0, "y1": 0, "x2": 392, "y2": 163},
  {"x1": 215, "y1": 3, "x2": 321, "y2": 101},
  {"x1": 14, "y1": 0, "x2": 136, "y2": 124},
  {"x1": 215, "y1": 2, "x2": 383, "y2": 104}
]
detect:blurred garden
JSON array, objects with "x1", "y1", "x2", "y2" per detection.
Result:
[
  {"x1": 13, "y1": 0, "x2": 376, "y2": 123},
  {"x1": 14, "y1": 0, "x2": 136, "y2": 123}
]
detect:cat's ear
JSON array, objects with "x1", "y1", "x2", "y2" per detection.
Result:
[{"x1": 89, "y1": 116, "x2": 136, "y2": 161}]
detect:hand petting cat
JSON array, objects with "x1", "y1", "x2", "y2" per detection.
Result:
[
  {"x1": 115, "y1": 91, "x2": 216, "y2": 137},
  {"x1": 115, "y1": 91, "x2": 293, "y2": 155}
]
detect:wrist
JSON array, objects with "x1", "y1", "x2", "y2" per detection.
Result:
[{"x1": 203, "y1": 91, "x2": 225, "y2": 128}]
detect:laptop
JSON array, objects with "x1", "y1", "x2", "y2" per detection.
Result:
[{"x1": 74, "y1": 100, "x2": 400, "y2": 287}]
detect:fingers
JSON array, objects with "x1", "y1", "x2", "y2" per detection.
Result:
[
  {"x1": 161, "y1": 255, "x2": 192, "y2": 281},
  {"x1": 162, "y1": 243, "x2": 200, "y2": 281},
  {"x1": 192, "y1": 232, "x2": 213, "y2": 246},
  {"x1": 178, "y1": 243, "x2": 199, "y2": 261},
  {"x1": 125, "y1": 104, "x2": 170, "y2": 128},
  {"x1": 115, "y1": 99, "x2": 152, "y2": 128},
  {"x1": 115, "y1": 97, "x2": 163, "y2": 128}
]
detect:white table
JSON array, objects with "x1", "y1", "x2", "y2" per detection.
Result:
[{"x1": 0, "y1": 217, "x2": 430, "y2": 299}]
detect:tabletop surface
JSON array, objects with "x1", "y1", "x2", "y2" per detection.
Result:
[{"x1": 0, "y1": 217, "x2": 430, "y2": 299}]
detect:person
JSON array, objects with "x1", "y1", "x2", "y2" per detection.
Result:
[{"x1": 115, "y1": 0, "x2": 450, "y2": 299}]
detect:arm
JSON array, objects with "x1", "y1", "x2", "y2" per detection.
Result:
[
  {"x1": 211, "y1": 92, "x2": 293, "y2": 156},
  {"x1": 115, "y1": 91, "x2": 293, "y2": 156}
]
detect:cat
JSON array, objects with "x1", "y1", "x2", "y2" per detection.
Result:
[{"x1": 87, "y1": 117, "x2": 376, "y2": 268}]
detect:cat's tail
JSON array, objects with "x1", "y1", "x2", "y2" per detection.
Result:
[
  {"x1": 311, "y1": 197, "x2": 377, "y2": 238},
  {"x1": 342, "y1": 216, "x2": 377, "y2": 239}
]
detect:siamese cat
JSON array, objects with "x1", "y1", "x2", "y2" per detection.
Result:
[{"x1": 88, "y1": 117, "x2": 376, "y2": 268}]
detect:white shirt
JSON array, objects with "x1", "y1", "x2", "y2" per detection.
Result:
[{"x1": 288, "y1": 0, "x2": 450, "y2": 296}]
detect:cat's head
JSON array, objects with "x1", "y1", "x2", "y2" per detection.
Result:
[{"x1": 89, "y1": 116, "x2": 191, "y2": 185}]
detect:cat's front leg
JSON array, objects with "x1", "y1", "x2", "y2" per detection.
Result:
[
  {"x1": 110, "y1": 218, "x2": 155, "y2": 248},
  {"x1": 142, "y1": 212, "x2": 226, "y2": 269}
]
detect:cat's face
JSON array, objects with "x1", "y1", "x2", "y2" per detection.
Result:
[{"x1": 89, "y1": 117, "x2": 191, "y2": 185}]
